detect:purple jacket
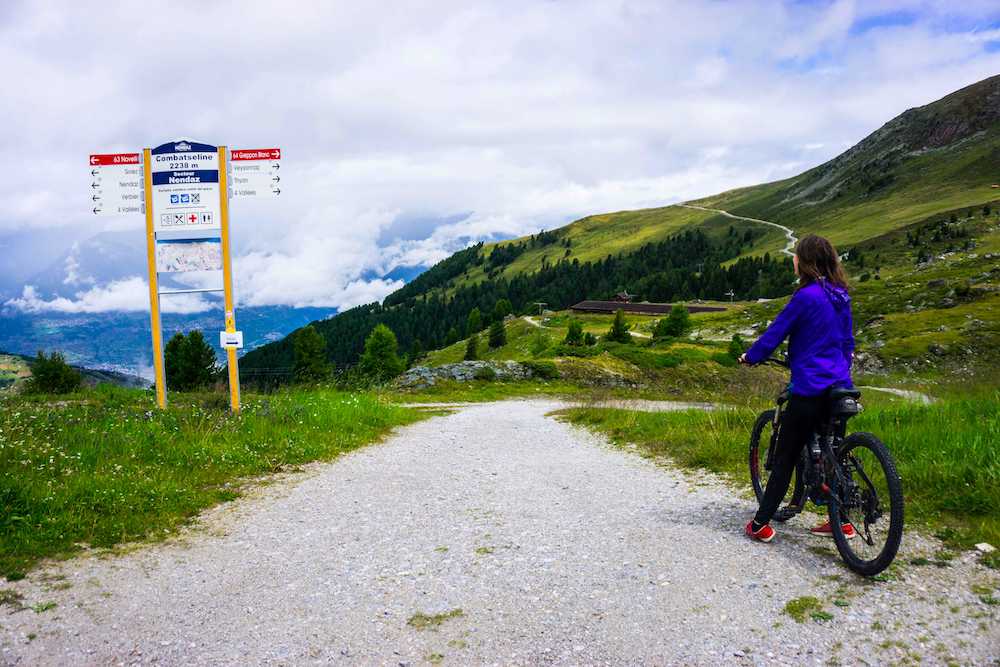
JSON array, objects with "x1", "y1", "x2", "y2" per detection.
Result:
[{"x1": 745, "y1": 280, "x2": 854, "y2": 396}]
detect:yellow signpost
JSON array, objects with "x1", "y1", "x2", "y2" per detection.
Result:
[
  {"x1": 90, "y1": 139, "x2": 280, "y2": 413},
  {"x1": 217, "y1": 146, "x2": 240, "y2": 413},
  {"x1": 142, "y1": 148, "x2": 168, "y2": 409}
]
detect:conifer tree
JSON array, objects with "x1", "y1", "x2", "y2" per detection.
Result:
[
  {"x1": 466, "y1": 307, "x2": 482, "y2": 335},
  {"x1": 293, "y1": 325, "x2": 331, "y2": 383},
  {"x1": 165, "y1": 330, "x2": 217, "y2": 391},
  {"x1": 464, "y1": 333, "x2": 479, "y2": 360},
  {"x1": 655, "y1": 304, "x2": 692, "y2": 338},
  {"x1": 25, "y1": 350, "x2": 81, "y2": 394},
  {"x1": 493, "y1": 298, "x2": 513, "y2": 319},
  {"x1": 488, "y1": 319, "x2": 506, "y2": 348},
  {"x1": 606, "y1": 309, "x2": 632, "y2": 343},
  {"x1": 563, "y1": 320, "x2": 585, "y2": 346},
  {"x1": 358, "y1": 324, "x2": 405, "y2": 382}
]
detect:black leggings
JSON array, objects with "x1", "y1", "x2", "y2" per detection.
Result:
[{"x1": 754, "y1": 394, "x2": 827, "y2": 526}]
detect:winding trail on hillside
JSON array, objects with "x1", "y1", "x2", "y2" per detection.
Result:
[
  {"x1": 2, "y1": 401, "x2": 992, "y2": 665},
  {"x1": 679, "y1": 203, "x2": 797, "y2": 257}
]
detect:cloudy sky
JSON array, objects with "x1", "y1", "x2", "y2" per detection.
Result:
[{"x1": 2, "y1": 0, "x2": 999, "y2": 314}]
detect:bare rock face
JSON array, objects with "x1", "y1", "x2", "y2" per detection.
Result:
[
  {"x1": 396, "y1": 361, "x2": 534, "y2": 388},
  {"x1": 773, "y1": 74, "x2": 1000, "y2": 210}
]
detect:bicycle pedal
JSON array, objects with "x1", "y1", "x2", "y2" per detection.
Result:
[{"x1": 773, "y1": 506, "x2": 801, "y2": 522}]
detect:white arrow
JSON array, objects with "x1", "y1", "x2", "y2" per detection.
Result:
[{"x1": 90, "y1": 156, "x2": 99, "y2": 165}]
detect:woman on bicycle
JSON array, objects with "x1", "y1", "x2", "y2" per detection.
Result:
[{"x1": 739, "y1": 234, "x2": 855, "y2": 543}]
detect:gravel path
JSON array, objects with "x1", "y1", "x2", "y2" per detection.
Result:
[
  {"x1": 1, "y1": 400, "x2": 996, "y2": 665},
  {"x1": 857, "y1": 385, "x2": 935, "y2": 405}
]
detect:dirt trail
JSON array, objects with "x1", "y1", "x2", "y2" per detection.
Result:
[
  {"x1": 1, "y1": 400, "x2": 993, "y2": 665},
  {"x1": 679, "y1": 203, "x2": 798, "y2": 257}
]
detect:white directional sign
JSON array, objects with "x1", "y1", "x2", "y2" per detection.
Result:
[
  {"x1": 230, "y1": 148, "x2": 281, "y2": 198},
  {"x1": 219, "y1": 331, "x2": 244, "y2": 349},
  {"x1": 150, "y1": 140, "x2": 222, "y2": 233},
  {"x1": 89, "y1": 153, "x2": 144, "y2": 216}
]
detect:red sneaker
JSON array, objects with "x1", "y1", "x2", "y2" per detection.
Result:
[
  {"x1": 745, "y1": 521, "x2": 775, "y2": 543},
  {"x1": 810, "y1": 521, "x2": 856, "y2": 539}
]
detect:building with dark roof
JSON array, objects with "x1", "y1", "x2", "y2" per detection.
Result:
[{"x1": 569, "y1": 300, "x2": 726, "y2": 316}]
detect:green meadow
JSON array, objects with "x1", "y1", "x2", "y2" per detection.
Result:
[
  {"x1": 0, "y1": 386, "x2": 422, "y2": 579},
  {"x1": 558, "y1": 389, "x2": 1000, "y2": 551}
]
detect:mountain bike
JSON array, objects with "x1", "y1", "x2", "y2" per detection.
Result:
[{"x1": 747, "y1": 358, "x2": 904, "y2": 576}]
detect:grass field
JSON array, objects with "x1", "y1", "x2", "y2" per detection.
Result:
[
  {"x1": 558, "y1": 390, "x2": 1000, "y2": 551},
  {"x1": 0, "y1": 386, "x2": 422, "y2": 579}
]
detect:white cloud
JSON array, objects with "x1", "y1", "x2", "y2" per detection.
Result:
[
  {"x1": 5, "y1": 278, "x2": 212, "y2": 314},
  {"x1": 61, "y1": 243, "x2": 93, "y2": 286},
  {"x1": 1, "y1": 1, "x2": 999, "y2": 311}
]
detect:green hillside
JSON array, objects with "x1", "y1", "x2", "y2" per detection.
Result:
[
  {"x1": 691, "y1": 74, "x2": 1000, "y2": 245},
  {"x1": 241, "y1": 74, "x2": 1000, "y2": 382}
]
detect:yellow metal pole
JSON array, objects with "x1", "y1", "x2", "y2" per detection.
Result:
[
  {"x1": 218, "y1": 146, "x2": 241, "y2": 413},
  {"x1": 143, "y1": 148, "x2": 167, "y2": 409}
]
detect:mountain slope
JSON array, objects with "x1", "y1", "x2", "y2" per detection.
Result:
[
  {"x1": 692, "y1": 74, "x2": 1000, "y2": 244},
  {"x1": 240, "y1": 74, "x2": 1000, "y2": 377}
]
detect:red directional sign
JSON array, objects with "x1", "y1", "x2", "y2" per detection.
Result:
[
  {"x1": 231, "y1": 148, "x2": 281, "y2": 161},
  {"x1": 89, "y1": 153, "x2": 141, "y2": 166},
  {"x1": 230, "y1": 147, "x2": 282, "y2": 199}
]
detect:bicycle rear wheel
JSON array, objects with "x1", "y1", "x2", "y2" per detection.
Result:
[
  {"x1": 828, "y1": 432, "x2": 904, "y2": 576},
  {"x1": 749, "y1": 410, "x2": 803, "y2": 519}
]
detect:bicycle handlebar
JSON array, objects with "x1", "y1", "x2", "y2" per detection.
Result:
[{"x1": 740, "y1": 355, "x2": 789, "y2": 368}]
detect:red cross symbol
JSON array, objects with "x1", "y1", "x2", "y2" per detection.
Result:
[{"x1": 188, "y1": 214, "x2": 197, "y2": 223}]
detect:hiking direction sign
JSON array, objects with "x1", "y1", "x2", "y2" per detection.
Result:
[
  {"x1": 89, "y1": 153, "x2": 144, "y2": 216},
  {"x1": 151, "y1": 141, "x2": 222, "y2": 233},
  {"x1": 230, "y1": 148, "x2": 282, "y2": 198},
  {"x1": 85, "y1": 139, "x2": 283, "y2": 413}
]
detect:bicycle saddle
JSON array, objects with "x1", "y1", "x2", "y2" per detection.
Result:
[{"x1": 828, "y1": 387, "x2": 861, "y2": 400}]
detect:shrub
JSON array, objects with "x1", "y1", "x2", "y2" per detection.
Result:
[
  {"x1": 523, "y1": 360, "x2": 559, "y2": 379},
  {"x1": 488, "y1": 319, "x2": 506, "y2": 348},
  {"x1": 293, "y1": 325, "x2": 332, "y2": 383},
  {"x1": 727, "y1": 333, "x2": 747, "y2": 360},
  {"x1": 473, "y1": 365, "x2": 497, "y2": 381},
  {"x1": 711, "y1": 352, "x2": 738, "y2": 367},
  {"x1": 530, "y1": 329, "x2": 550, "y2": 356},
  {"x1": 165, "y1": 331, "x2": 218, "y2": 391},
  {"x1": 605, "y1": 309, "x2": 632, "y2": 343},
  {"x1": 563, "y1": 320, "x2": 585, "y2": 346},
  {"x1": 24, "y1": 351, "x2": 81, "y2": 394},
  {"x1": 464, "y1": 334, "x2": 479, "y2": 360},
  {"x1": 584, "y1": 332, "x2": 598, "y2": 346},
  {"x1": 654, "y1": 304, "x2": 692, "y2": 339},
  {"x1": 358, "y1": 324, "x2": 405, "y2": 382}
]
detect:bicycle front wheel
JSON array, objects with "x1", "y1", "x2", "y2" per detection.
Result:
[{"x1": 828, "y1": 432, "x2": 904, "y2": 576}]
